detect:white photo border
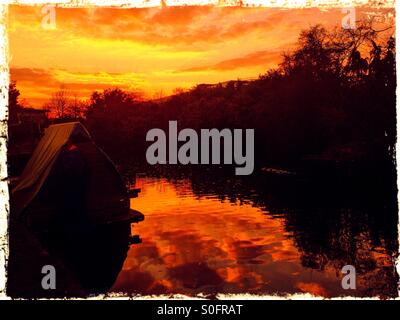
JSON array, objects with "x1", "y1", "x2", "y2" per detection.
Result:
[{"x1": 0, "y1": 0, "x2": 398, "y2": 300}]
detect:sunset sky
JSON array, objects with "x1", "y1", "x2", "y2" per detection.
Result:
[{"x1": 8, "y1": 5, "x2": 394, "y2": 108}]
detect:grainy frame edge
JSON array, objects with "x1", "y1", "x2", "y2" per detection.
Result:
[
  {"x1": 395, "y1": 0, "x2": 400, "y2": 301},
  {"x1": 0, "y1": 3, "x2": 9, "y2": 301},
  {"x1": 0, "y1": 0, "x2": 398, "y2": 300}
]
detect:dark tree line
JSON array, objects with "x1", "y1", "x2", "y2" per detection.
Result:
[
  {"x1": 21, "y1": 23, "x2": 394, "y2": 177},
  {"x1": 83, "y1": 23, "x2": 395, "y2": 176}
]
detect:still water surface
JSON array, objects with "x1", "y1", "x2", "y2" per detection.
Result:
[{"x1": 111, "y1": 176, "x2": 398, "y2": 297}]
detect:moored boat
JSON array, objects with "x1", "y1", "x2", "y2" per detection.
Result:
[{"x1": 11, "y1": 122, "x2": 144, "y2": 231}]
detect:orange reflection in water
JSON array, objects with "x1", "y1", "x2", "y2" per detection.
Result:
[{"x1": 110, "y1": 177, "x2": 395, "y2": 297}]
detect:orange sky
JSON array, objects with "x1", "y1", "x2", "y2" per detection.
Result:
[{"x1": 8, "y1": 5, "x2": 394, "y2": 108}]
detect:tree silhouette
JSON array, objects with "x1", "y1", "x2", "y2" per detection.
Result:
[
  {"x1": 8, "y1": 81, "x2": 21, "y2": 124},
  {"x1": 44, "y1": 89, "x2": 70, "y2": 119},
  {"x1": 64, "y1": 23, "x2": 396, "y2": 172}
]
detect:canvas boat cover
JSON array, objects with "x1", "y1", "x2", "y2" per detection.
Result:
[{"x1": 12, "y1": 122, "x2": 92, "y2": 217}]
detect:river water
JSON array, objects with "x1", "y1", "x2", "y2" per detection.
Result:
[{"x1": 110, "y1": 175, "x2": 398, "y2": 297}]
